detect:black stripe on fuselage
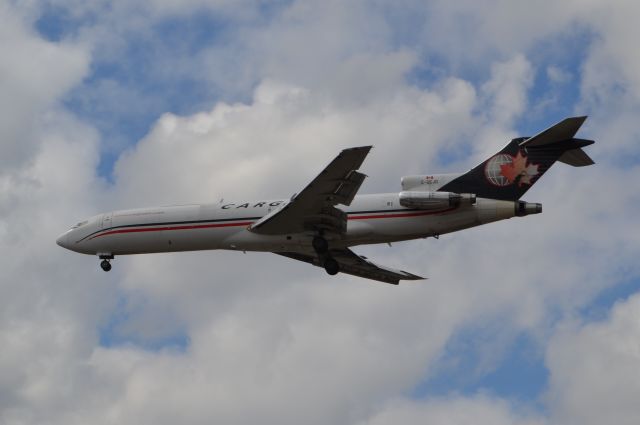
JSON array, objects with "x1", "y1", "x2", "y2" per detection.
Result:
[
  {"x1": 78, "y1": 208, "x2": 422, "y2": 242},
  {"x1": 348, "y1": 209, "x2": 419, "y2": 215},
  {"x1": 77, "y1": 215, "x2": 263, "y2": 242}
]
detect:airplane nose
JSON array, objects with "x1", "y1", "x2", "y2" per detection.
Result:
[{"x1": 56, "y1": 232, "x2": 69, "y2": 248}]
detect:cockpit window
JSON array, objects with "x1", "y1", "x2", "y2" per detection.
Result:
[{"x1": 71, "y1": 220, "x2": 88, "y2": 229}]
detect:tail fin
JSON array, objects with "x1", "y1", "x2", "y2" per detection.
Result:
[{"x1": 439, "y1": 116, "x2": 595, "y2": 200}]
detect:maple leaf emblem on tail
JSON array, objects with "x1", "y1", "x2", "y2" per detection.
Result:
[{"x1": 499, "y1": 151, "x2": 540, "y2": 186}]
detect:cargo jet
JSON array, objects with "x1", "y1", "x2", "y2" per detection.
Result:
[{"x1": 57, "y1": 117, "x2": 594, "y2": 284}]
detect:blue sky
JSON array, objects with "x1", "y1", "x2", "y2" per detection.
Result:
[
  {"x1": 3, "y1": 1, "x2": 640, "y2": 424},
  {"x1": 36, "y1": 7, "x2": 239, "y2": 178}
]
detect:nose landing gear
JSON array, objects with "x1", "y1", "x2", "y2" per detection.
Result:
[
  {"x1": 100, "y1": 260, "x2": 112, "y2": 272},
  {"x1": 98, "y1": 254, "x2": 114, "y2": 272}
]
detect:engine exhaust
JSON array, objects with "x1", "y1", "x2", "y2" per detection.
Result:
[{"x1": 516, "y1": 201, "x2": 542, "y2": 217}]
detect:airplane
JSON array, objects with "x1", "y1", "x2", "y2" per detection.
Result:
[{"x1": 56, "y1": 116, "x2": 594, "y2": 284}]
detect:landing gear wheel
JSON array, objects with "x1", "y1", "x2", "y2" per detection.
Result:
[
  {"x1": 312, "y1": 236, "x2": 329, "y2": 254},
  {"x1": 100, "y1": 259, "x2": 112, "y2": 272},
  {"x1": 323, "y1": 257, "x2": 339, "y2": 276}
]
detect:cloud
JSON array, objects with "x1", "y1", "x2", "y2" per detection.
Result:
[
  {"x1": 109, "y1": 69, "x2": 482, "y2": 208},
  {"x1": 0, "y1": 51, "x2": 544, "y2": 425},
  {"x1": 0, "y1": 3, "x2": 89, "y2": 169},
  {"x1": 68, "y1": 58, "x2": 630, "y2": 425},
  {"x1": 359, "y1": 395, "x2": 546, "y2": 425},
  {"x1": 546, "y1": 293, "x2": 640, "y2": 425},
  {"x1": 1, "y1": 0, "x2": 640, "y2": 424},
  {"x1": 0, "y1": 111, "x2": 113, "y2": 423}
]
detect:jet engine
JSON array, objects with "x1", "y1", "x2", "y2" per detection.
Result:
[{"x1": 398, "y1": 191, "x2": 476, "y2": 210}]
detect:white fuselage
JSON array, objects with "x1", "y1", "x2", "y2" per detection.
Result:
[{"x1": 56, "y1": 193, "x2": 521, "y2": 256}]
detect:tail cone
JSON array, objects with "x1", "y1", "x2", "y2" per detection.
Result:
[{"x1": 516, "y1": 201, "x2": 542, "y2": 217}]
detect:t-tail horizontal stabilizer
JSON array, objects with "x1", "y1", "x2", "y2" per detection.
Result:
[
  {"x1": 439, "y1": 116, "x2": 595, "y2": 201},
  {"x1": 519, "y1": 116, "x2": 595, "y2": 167},
  {"x1": 557, "y1": 146, "x2": 595, "y2": 167},
  {"x1": 519, "y1": 116, "x2": 587, "y2": 147}
]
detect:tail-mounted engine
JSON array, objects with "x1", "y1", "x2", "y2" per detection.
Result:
[
  {"x1": 515, "y1": 201, "x2": 542, "y2": 216},
  {"x1": 398, "y1": 191, "x2": 476, "y2": 210}
]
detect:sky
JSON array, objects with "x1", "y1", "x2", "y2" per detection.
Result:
[{"x1": 1, "y1": 0, "x2": 640, "y2": 424}]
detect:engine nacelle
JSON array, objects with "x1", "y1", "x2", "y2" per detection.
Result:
[
  {"x1": 398, "y1": 191, "x2": 476, "y2": 210},
  {"x1": 515, "y1": 201, "x2": 542, "y2": 217}
]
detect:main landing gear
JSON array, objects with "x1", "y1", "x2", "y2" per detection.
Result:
[
  {"x1": 99, "y1": 254, "x2": 114, "y2": 272},
  {"x1": 323, "y1": 257, "x2": 339, "y2": 275},
  {"x1": 312, "y1": 236, "x2": 329, "y2": 254},
  {"x1": 312, "y1": 236, "x2": 339, "y2": 276}
]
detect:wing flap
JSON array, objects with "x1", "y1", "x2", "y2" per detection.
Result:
[
  {"x1": 333, "y1": 170, "x2": 367, "y2": 206},
  {"x1": 250, "y1": 146, "x2": 371, "y2": 235},
  {"x1": 277, "y1": 248, "x2": 425, "y2": 285}
]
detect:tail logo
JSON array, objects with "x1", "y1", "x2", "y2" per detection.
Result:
[{"x1": 484, "y1": 151, "x2": 540, "y2": 187}]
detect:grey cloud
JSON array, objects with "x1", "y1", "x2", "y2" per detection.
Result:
[{"x1": 358, "y1": 396, "x2": 546, "y2": 425}]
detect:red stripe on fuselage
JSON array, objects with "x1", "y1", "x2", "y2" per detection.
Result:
[
  {"x1": 348, "y1": 208, "x2": 456, "y2": 220},
  {"x1": 89, "y1": 208, "x2": 455, "y2": 240},
  {"x1": 89, "y1": 221, "x2": 254, "y2": 240}
]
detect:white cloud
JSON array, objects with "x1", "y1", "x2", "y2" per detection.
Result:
[
  {"x1": 546, "y1": 293, "x2": 640, "y2": 425},
  {"x1": 85, "y1": 58, "x2": 635, "y2": 425},
  {"x1": 413, "y1": 0, "x2": 578, "y2": 69},
  {"x1": 0, "y1": 2, "x2": 89, "y2": 168},
  {"x1": 2, "y1": 0, "x2": 640, "y2": 424},
  {"x1": 481, "y1": 54, "x2": 533, "y2": 125},
  {"x1": 579, "y1": 1, "x2": 640, "y2": 99},
  {"x1": 110, "y1": 75, "x2": 480, "y2": 208},
  {"x1": 0, "y1": 112, "x2": 114, "y2": 424}
]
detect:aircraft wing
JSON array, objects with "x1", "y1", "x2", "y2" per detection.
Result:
[
  {"x1": 277, "y1": 248, "x2": 425, "y2": 285},
  {"x1": 249, "y1": 146, "x2": 371, "y2": 235}
]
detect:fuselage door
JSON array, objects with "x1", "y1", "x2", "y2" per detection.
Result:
[{"x1": 101, "y1": 212, "x2": 113, "y2": 229}]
